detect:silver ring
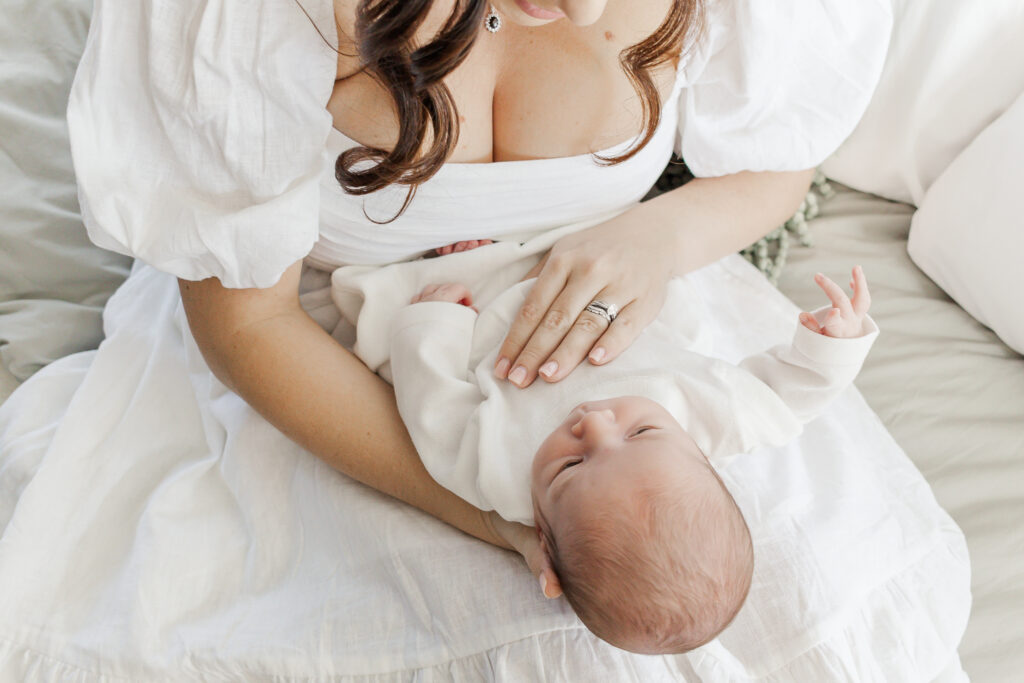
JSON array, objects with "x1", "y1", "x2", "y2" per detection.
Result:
[{"x1": 584, "y1": 299, "x2": 618, "y2": 324}]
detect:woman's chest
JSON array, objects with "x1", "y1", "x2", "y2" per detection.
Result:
[{"x1": 327, "y1": 0, "x2": 680, "y2": 163}]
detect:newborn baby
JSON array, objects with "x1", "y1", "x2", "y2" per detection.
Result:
[{"x1": 388, "y1": 267, "x2": 877, "y2": 654}]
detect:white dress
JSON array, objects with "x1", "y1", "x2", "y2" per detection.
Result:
[
  {"x1": 0, "y1": 1, "x2": 971, "y2": 681},
  {"x1": 393, "y1": 292, "x2": 880, "y2": 526}
]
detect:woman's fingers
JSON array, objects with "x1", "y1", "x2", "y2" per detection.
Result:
[
  {"x1": 504, "y1": 280, "x2": 603, "y2": 388},
  {"x1": 494, "y1": 259, "x2": 570, "y2": 381},
  {"x1": 536, "y1": 293, "x2": 637, "y2": 381},
  {"x1": 814, "y1": 272, "x2": 855, "y2": 319},
  {"x1": 587, "y1": 300, "x2": 645, "y2": 365},
  {"x1": 520, "y1": 251, "x2": 550, "y2": 283}
]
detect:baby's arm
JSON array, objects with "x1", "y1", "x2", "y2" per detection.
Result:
[
  {"x1": 739, "y1": 267, "x2": 878, "y2": 425},
  {"x1": 390, "y1": 283, "x2": 490, "y2": 506}
]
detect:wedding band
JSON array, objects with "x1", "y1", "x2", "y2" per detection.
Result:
[{"x1": 584, "y1": 299, "x2": 618, "y2": 324}]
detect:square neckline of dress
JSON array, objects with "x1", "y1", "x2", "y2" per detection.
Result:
[{"x1": 327, "y1": 62, "x2": 687, "y2": 168}]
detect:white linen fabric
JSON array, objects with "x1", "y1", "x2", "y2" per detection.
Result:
[
  {"x1": 677, "y1": 0, "x2": 891, "y2": 178},
  {"x1": 821, "y1": 0, "x2": 1024, "y2": 206},
  {"x1": 0, "y1": 255, "x2": 968, "y2": 681},
  {"x1": 0, "y1": 0, "x2": 968, "y2": 680},
  {"x1": 333, "y1": 240, "x2": 877, "y2": 525},
  {"x1": 907, "y1": 91, "x2": 1024, "y2": 355},
  {"x1": 66, "y1": 0, "x2": 337, "y2": 289}
]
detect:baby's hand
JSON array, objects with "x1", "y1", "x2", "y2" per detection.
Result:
[
  {"x1": 411, "y1": 283, "x2": 477, "y2": 312},
  {"x1": 799, "y1": 266, "x2": 871, "y2": 338},
  {"x1": 434, "y1": 239, "x2": 493, "y2": 256}
]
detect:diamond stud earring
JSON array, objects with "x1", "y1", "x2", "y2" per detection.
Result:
[{"x1": 485, "y1": 5, "x2": 502, "y2": 33}]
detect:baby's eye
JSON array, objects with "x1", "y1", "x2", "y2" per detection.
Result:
[
  {"x1": 558, "y1": 459, "x2": 582, "y2": 474},
  {"x1": 631, "y1": 426, "x2": 655, "y2": 437}
]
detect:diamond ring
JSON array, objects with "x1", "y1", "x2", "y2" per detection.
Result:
[{"x1": 584, "y1": 300, "x2": 618, "y2": 324}]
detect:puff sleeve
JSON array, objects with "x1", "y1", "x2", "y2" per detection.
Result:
[
  {"x1": 67, "y1": 0, "x2": 337, "y2": 289},
  {"x1": 676, "y1": 0, "x2": 892, "y2": 178}
]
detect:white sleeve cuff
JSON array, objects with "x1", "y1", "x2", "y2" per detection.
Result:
[{"x1": 792, "y1": 306, "x2": 879, "y2": 366}]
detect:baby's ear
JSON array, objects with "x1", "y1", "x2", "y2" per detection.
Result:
[{"x1": 536, "y1": 529, "x2": 564, "y2": 599}]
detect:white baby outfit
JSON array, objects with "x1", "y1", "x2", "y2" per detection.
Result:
[
  {"x1": 386, "y1": 283, "x2": 878, "y2": 525},
  {"x1": 0, "y1": 0, "x2": 972, "y2": 681}
]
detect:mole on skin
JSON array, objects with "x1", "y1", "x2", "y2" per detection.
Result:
[{"x1": 604, "y1": 30, "x2": 614, "y2": 41}]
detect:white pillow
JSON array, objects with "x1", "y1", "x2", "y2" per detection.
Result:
[
  {"x1": 821, "y1": 0, "x2": 1024, "y2": 206},
  {"x1": 908, "y1": 91, "x2": 1024, "y2": 354}
]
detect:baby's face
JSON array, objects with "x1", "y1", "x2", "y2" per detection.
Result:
[{"x1": 531, "y1": 396, "x2": 708, "y2": 533}]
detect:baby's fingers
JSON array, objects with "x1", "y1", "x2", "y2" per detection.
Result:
[
  {"x1": 411, "y1": 283, "x2": 439, "y2": 303},
  {"x1": 850, "y1": 265, "x2": 871, "y2": 316},
  {"x1": 822, "y1": 307, "x2": 844, "y2": 336},
  {"x1": 799, "y1": 312, "x2": 822, "y2": 334},
  {"x1": 814, "y1": 273, "x2": 854, "y2": 319}
]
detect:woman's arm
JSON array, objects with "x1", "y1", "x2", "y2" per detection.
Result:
[
  {"x1": 177, "y1": 261, "x2": 511, "y2": 549},
  {"x1": 640, "y1": 169, "x2": 817, "y2": 276},
  {"x1": 493, "y1": 168, "x2": 816, "y2": 388}
]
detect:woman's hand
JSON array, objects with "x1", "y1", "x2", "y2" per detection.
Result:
[
  {"x1": 483, "y1": 511, "x2": 562, "y2": 599},
  {"x1": 492, "y1": 209, "x2": 677, "y2": 388}
]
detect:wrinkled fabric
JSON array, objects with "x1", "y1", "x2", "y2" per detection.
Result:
[
  {"x1": 69, "y1": 0, "x2": 892, "y2": 280},
  {"x1": 677, "y1": 0, "x2": 892, "y2": 177},
  {"x1": 67, "y1": 0, "x2": 336, "y2": 288},
  {"x1": 333, "y1": 232, "x2": 877, "y2": 526},
  {"x1": 0, "y1": 256, "x2": 968, "y2": 681}
]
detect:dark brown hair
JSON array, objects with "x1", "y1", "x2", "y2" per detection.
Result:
[{"x1": 334, "y1": 0, "x2": 705, "y2": 222}]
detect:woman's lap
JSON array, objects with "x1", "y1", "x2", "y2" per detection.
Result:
[{"x1": 0, "y1": 258, "x2": 969, "y2": 680}]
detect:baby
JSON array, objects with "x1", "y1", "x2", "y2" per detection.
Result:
[{"x1": 387, "y1": 267, "x2": 876, "y2": 655}]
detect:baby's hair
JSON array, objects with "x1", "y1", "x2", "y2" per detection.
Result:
[{"x1": 540, "y1": 460, "x2": 753, "y2": 654}]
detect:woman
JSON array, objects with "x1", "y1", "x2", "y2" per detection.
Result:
[
  {"x1": 90, "y1": 0, "x2": 856, "y2": 583},
  {"x1": 6, "y1": 0, "x2": 952, "y2": 677},
  {"x1": 194, "y1": 0, "x2": 824, "y2": 584}
]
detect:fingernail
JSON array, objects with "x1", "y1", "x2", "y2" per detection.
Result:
[
  {"x1": 540, "y1": 574, "x2": 549, "y2": 597},
  {"x1": 589, "y1": 347, "x2": 606, "y2": 363},
  {"x1": 539, "y1": 361, "x2": 558, "y2": 378},
  {"x1": 509, "y1": 366, "x2": 527, "y2": 386},
  {"x1": 494, "y1": 357, "x2": 510, "y2": 378}
]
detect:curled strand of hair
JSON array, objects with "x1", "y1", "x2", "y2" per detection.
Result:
[
  {"x1": 409, "y1": 2, "x2": 485, "y2": 92},
  {"x1": 596, "y1": 0, "x2": 705, "y2": 166},
  {"x1": 357, "y1": 0, "x2": 431, "y2": 55},
  {"x1": 336, "y1": 1, "x2": 485, "y2": 222},
  {"x1": 292, "y1": 0, "x2": 361, "y2": 59},
  {"x1": 333, "y1": 1, "x2": 705, "y2": 223}
]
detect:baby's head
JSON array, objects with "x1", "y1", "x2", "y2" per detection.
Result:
[{"x1": 530, "y1": 396, "x2": 753, "y2": 654}]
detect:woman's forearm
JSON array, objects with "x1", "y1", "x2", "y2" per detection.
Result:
[
  {"x1": 637, "y1": 168, "x2": 816, "y2": 276},
  {"x1": 178, "y1": 273, "x2": 511, "y2": 551}
]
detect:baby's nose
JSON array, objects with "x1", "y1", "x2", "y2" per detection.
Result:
[{"x1": 571, "y1": 408, "x2": 616, "y2": 438}]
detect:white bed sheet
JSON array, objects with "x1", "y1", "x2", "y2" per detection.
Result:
[{"x1": 776, "y1": 183, "x2": 1024, "y2": 683}]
